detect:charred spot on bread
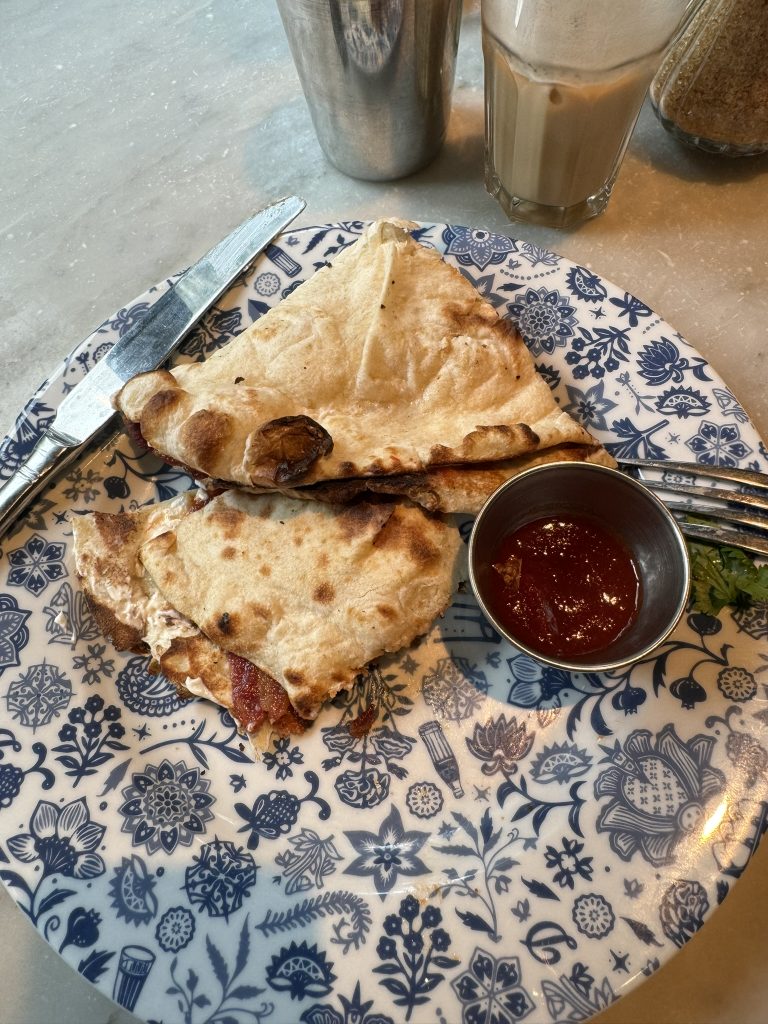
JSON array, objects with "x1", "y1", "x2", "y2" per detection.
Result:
[
  {"x1": 428, "y1": 423, "x2": 539, "y2": 464},
  {"x1": 336, "y1": 501, "x2": 395, "y2": 540},
  {"x1": 245, "y1": 415, "x2": 333, "y2": 485},
  {"x1": 207, "y1": 504, "x2": 246, "y2": 539},
  {"x1": 181, "y1": 408, "x2": 234, "y2": 471},
  {"x1": 312, "y1": 582, "x2": 335, "y2": 604},
  {"x1": 138, "y1": 387, "x2": 184, "y2": 438},
  {"x1": 371, "y1": 504, "x2": 441, "y2": 567}
]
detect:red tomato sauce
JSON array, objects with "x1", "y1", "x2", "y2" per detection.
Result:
[{"x1": 485, "y1": 514, "x2": 640, "y2": 659}]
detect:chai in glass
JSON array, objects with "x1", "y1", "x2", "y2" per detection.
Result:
[{"x1": 482, "y1": 0, "x2": 695, "y2": 227}]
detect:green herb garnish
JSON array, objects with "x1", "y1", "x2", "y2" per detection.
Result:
[{"x1": 688, "y1": 541, "x2": 768, "y2": 615}]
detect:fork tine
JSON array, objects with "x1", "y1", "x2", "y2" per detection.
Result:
[
  {"x1": 662, "y1": 499, "x2": 768, "y2": 534},
  {"x1": 617, "y1": 458, "x2": 768, "y2": 557},
  {"x1": 627, "y1": 477, "x2": 768, "y2": 516},
  {"x1": 619, "y1": 458, "x2": 768, "y2": 495},
  {"x1": 673, "y1": 518, "x2": 768, "y2": 558}
]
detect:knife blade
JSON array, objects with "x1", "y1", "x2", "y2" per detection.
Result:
[{"x1": 0, "y1": 195, "x2": 305, "y2": 540}]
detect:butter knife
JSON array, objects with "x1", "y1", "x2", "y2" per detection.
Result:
[{"x1": 0, "y1": 195, "x2": 305, "y2": 539}]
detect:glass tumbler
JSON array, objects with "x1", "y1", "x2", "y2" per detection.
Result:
[{"x1": 482, "y1": 0, "x2": 696, "y2": 228}]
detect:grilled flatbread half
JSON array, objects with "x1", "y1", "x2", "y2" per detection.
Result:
[
  {"x1": 243, "y1": 444, "x2": 617, "y2": 515},
  {"x1": 72, "y1": 490, "x2": 462, "y2": 730},
  {"x1": 139, "y1": 490, "x2": 463, "y2": 719},
  {"x1": 70, "y1": 495, "x2": 307, "y2": 745},
  {"x1": 115, "y1": 219, "x2": 596, "y2": 502}
]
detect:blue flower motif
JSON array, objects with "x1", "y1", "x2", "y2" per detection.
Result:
[
  {"x1": 685, "y1": 420, "x2": 753, "y2": 467},
  {"x1": 373, "y1": 895, "x2": 454, "y2": 1018},
  {"x1": 6, "y1": 660, "x2": 72, "y2": 730},
  {"x1": 343, "y1": 805, "x2": 429, "y2": 898},
  {"x1": 119, "y1": 758, "x2": 216, "y2": 855},
  {"x1": 452, "y1": 947, "x2": 534, "y2": 1024},
  {"x1": 637, "y1": 337, "x2": 710, "y2": 386},
  {"x1": 545, "y1": 836, "x2": 594, "y2": 889},
  {"x1": 442, "y1": 225, "x2": 516, "y2": 271},
  {"x1": 505, "y1": 654, "x2": 574, "y2": 710},
  {"x1": 517, "y1": 241, "x2": 561, "y2": 268},
  {"x1": 421, "y1": 655, "x2": 487, "y2": 722},
  {"x1": 255, "y1": 271, "x2": 281, "y2": 296},
  {"x1": 530, "y1": 742, "x2": 592, "y2": 785},
  {"x1": 62, "y1": 467, "x2": 102, "y2": 504},
  {"x1": 266, "y1": 940, "x2": 336, "y2": 1000},
  {"x1": 185, "y1": 837, "x2": 257, "y2": 918},
  {"x1": 507, "y1": 288, "x2": 577, "y2": 356},
  {"x1": 263, "y1": 735, "x2": 304, "y2": 780},
  {"x1": 0, "y1": 593, "x2": 31, "y2": 673},
  {"x1": 155, "y1": 905, "x2": 195, "y2": 953},
  {"x1": 595, "y1": 726, "x2": 726, "y2": 866},
  {"x1": 572, "y1": 892, "x2": 615, "y2": 938},
  {"x1": 6, "y1": 534, "x2": 67, "y2": 596},
  {"x1": 72, "y1": 643, "x2": 115, "y2": 686},
  {"x1": 7, "y1": 797, "x2": 106, "y2": 879},
  {"x1": 301, "y1": 982, "x2": 394, "y2": 1024},
  {"x1": 562, "y1": 381, "x2": 617, "y2": 432},
  {"x1": 655, "y1": 386, "x2": 711, "y2": 419}
]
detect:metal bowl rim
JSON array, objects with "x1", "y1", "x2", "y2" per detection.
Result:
[{"x1": 467, "y1": 460, "x2": 691, "y2": 672}]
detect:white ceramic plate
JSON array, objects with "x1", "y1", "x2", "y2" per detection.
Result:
[{"x1": 1, "y1": 222, "x2": 767, "y2": 1024}]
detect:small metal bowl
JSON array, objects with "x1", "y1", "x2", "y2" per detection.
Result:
[{"x1": 468, "y1": 462, "x2": 690, "y2": 672}]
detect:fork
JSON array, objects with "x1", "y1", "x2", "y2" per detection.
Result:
[{"x1": 618, "y1": 458, "x2": 768, "y2": 557}]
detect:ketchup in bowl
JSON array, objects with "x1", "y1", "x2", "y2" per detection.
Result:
[
  {"x1": 485, "y1": 513, "x2": 641, "y2": 659},
  {"x1": 468, "y1": 462, "x2": 690, "y2": 673}
]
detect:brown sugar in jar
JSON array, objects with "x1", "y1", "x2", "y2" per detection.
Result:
[{"x1": 650, "y1": 0, "x2": 768, "y2": 155}]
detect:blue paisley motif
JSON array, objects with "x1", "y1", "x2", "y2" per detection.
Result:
[{"x1": 566, "y1": 265, "x2": 608, "y2": 303}]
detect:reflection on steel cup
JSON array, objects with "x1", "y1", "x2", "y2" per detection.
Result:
[
  {"x1": 481, "y1": 0, "x2": 695, "y2": 228},
  {"x1": 113, "y1": 944, "x2": 156, "y2": 1012},
  {"x1": 277, "y1": 0, "x2": 462, "y2": 181}
]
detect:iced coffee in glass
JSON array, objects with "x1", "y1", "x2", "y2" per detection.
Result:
[{"x1": 482, "y1": 0, "x2": 694, "y2": 228}]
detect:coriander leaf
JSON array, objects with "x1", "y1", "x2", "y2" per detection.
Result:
[{"x1": 688, "y1": 541, "x2": 768, "y2": 615}]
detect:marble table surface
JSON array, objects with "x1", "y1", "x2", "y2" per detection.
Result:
[{"x1": 2, "y1": 1, "x2": 767, "y2": 1022}]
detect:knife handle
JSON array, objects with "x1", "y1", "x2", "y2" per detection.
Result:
[{"x1": 0, "y1": 430, "x2": 84, "y2": 541}]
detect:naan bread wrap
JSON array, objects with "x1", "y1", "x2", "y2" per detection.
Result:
[
  {"x1": 72, "y1": 491, "x2": 463, "y2": 731},
  {"x1": 115, "y1": 219, "x2": 595, "y2": 501},
  {"x1": 70, "y1": 495, "x2": 306, "y2": 744},
  {"x1": 139, "y1": 491, "x2": 463, "y2": 719}
]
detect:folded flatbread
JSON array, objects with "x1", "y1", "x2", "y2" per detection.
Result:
[
  {"x1": 115, "y1": 219, "x2": 597, "y2": 504},
  {"x1": 246, "y1": 443, "x2": 616, "y2": 515},
  {"x1": 72, "y1": 491, "x2": 463, "y2": 738}
]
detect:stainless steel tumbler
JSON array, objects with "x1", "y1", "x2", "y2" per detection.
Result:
[{"x1": 277, "y1": 0, "x2": 462, "y2": 180}]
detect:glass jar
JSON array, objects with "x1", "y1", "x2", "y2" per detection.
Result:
[{"x1": 650, "y1": 0, "x2": 768, "y2": 156}]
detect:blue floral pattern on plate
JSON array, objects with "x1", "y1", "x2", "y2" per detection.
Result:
[{"x1": 0, "y1": 222, "x2": 767, "y2": 1024}]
